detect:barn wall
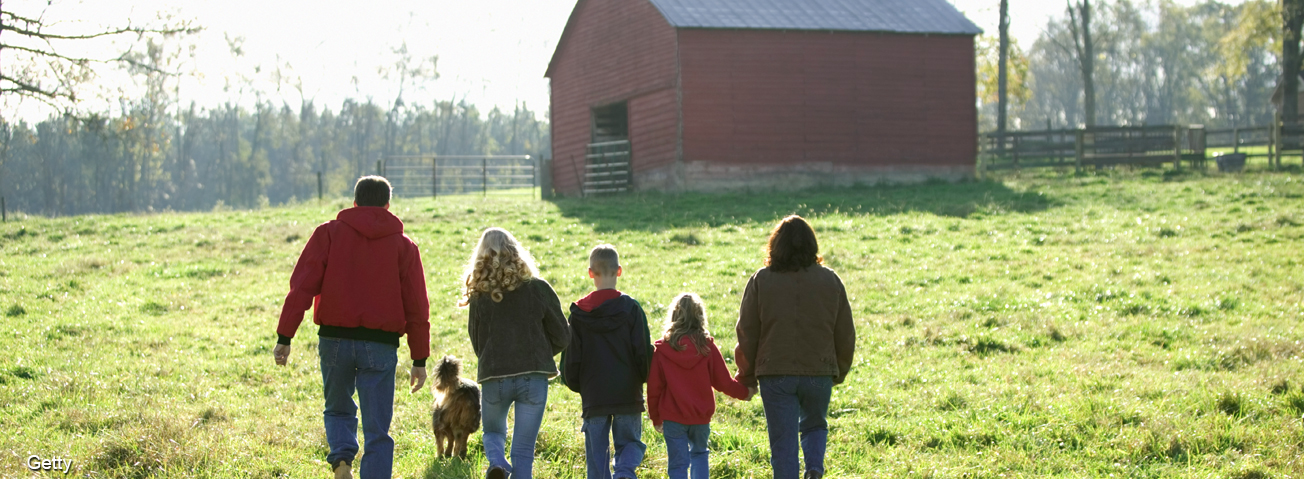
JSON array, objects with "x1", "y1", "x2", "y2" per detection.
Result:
[
  {"x1": 547, "y1": 0, "x2": 680, "y2": 195},
  {"x1": 678, "y1": 29, "x2": 976, "y2": 190}
]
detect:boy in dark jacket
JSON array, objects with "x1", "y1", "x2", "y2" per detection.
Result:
[
  {"x1": 561, "y1": 244, "x2": 652, "y2": 479},
  {"x1": 274, "y1": 176, "x2": 430, "y2": 479}
]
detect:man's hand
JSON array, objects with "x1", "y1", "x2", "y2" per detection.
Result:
[
  {"x1": 654, "y1": 424, "x2": 663, "y2": 434},
  {"x1": 410, "y1": 366, "x2": 427, "y2": 393},
  {"x1": 745, "y1": 386, "x2": 758, "y2": 401},
  {"x1": 273, "y1": 344, "x2": 291, "y2": 366}
]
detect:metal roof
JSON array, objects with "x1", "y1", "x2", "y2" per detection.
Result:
[{"x1": 646, "y1": 0, "x2": 982, "y2": 35}]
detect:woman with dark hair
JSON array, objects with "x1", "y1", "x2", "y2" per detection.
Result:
[{"x1": 734, "y1": 215, "x2": 855, "y2": 479}]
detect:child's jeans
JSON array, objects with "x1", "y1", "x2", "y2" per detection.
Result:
[
  {"x1": 662, "y1": 420, "x2": 710, "y2": 479},
  {"x1": 582, "y1": 413, "x2": 646, "y2": 479},
  {"x1": 758, "y1": 375, "x2": 833, "y2": 479},
  {"x1": 481, "y1": 374, "x2": 549, "y2": 479},
  {"x1": 319, "y1": 338, "x2": 397, "y2": 479}
]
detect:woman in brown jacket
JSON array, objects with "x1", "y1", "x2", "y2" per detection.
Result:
[{"x1": 734, "y1": 215, "x2": 855, "y2": 479}]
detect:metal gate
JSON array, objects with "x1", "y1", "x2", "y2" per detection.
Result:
[
  {"x1": 383, "y1": 155, "x2": 537, "y2": 198},
  {"x1": 583, "y1": 140, "x2": 631, "y2": 196}
]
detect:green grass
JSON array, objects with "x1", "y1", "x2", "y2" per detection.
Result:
[{"x1": 2, "y1": 167, "x2": 1304, "y2": 477}]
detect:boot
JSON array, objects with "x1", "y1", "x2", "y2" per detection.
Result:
[{"x1": 331, "y1": 460, "x2": 352, "y2": 479}]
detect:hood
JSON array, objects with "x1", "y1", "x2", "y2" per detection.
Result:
[
  {"x1": 569, "y1": 295, "x2": 637, "y2": 332},
  {"x1": 654, "y1": 336, "x2": 712, "y2": 369},
  {"x1": 337, "y1": 207, "x2": 404, "y2": 239}
]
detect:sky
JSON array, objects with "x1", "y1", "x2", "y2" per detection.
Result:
[{"x1": 4, "y1": 0, "x2": 1249, "y2": 121}]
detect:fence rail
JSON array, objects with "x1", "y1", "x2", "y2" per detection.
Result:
[
  {"x1": 583, "y1": 140, "x2": 632, "y2": 196},
  {"x1": 382, "y1": 155, "x2": 537, "y2": 198}
]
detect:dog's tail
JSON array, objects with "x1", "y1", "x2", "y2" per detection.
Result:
[{"x1": 436, "y1": 355, "x2": 461, "y2": 388}]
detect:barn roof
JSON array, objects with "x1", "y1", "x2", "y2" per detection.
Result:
[{"x1": 646, "y1": 0, "x2": 982, "y2": 35}]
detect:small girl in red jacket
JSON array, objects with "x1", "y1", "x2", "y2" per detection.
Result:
[{"x1": 648, "y1": 293, "x2": 753, "y2": 479}]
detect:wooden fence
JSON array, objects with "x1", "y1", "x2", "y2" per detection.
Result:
[
  {"x1": 980, "y1": 125, "x2": 1207, "y2": 173},
  {"x1": 982, "y1": 122, "x2": 1304, "y2": 174}
]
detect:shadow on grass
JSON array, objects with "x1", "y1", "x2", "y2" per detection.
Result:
[
  {"x1": 421, "y1": 456, "x2": 479, "y2": 479},
  {"x1": 551, "y1": 180, "x2": 1055, "y2": 232}
]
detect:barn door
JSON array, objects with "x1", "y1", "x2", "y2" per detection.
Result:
[{"x1": 585, "y1": 102, "x2": 631, "y2": 196}]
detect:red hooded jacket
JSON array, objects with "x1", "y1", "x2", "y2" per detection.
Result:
[
  {"x1": 276, "y1": 207, "x2": 431, "y2": 361},
  {"x1": 647, "y1": 336, "x2": 750, "y2": 426}
]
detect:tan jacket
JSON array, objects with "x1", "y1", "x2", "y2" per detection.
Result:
[{"x1": 733, "y1": 265, "x2": 856, "y2": 388}]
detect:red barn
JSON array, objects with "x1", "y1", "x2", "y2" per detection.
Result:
[{"x1": 546, "y1": 0, "x2": 983, "y2": 194}]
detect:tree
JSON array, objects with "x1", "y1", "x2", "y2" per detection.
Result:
[
  {"x1": 1281, "y1": 0, "x2": 1304, "y2": 123},
  {"x1": 998, "y1": 0, "x2": 1011, "y2": 134},
  {"x1": 1066, "y1": 0, "x2": 1097, "y2": 127},
  {"x1": 0, "y1": 0, "x2": 196, "y2": 112}
]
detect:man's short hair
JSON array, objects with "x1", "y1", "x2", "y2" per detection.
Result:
[
  {"x1": 354, "y1": 176, "x2": 392, "y2": 207},
  {"x1": 589, "y1": 244, "x2": 620, "y2": 277}
]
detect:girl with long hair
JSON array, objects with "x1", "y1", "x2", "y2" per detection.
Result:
[
  {"x1": 647, "y1": 292, "x2": 752, "y2": 479},
  {"x1": 462, "y1": 227, "x2": 570, "y2": 479}
]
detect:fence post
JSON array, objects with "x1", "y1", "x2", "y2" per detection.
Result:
[
  {"x1": 1170, "y1": 126, "x2": 1181, "y2": 171},
  {"x1": 1013, "y1": 134, "x2": 1021, "y2": 173},
  {"x1": 317, "y1": 172, "x2": 323, "y2": 202},
  {"x1": 1274, "y1": 113, "x2": 1283, "y2": 170},
  {"x1": 1, "y1": 196, "x2": 5, "y2": 223},
  {"x1": 1075, "y1": 130, "x2": 1085, "y2": 172},
  {"x1": 541, "y1": 158, "x2": 554, "y2": 199},
  {"x1": 432, "y1": 157, "x2": 439, "y2": 199},
  {"x1": 1232, "y1": 128, "x2": 1240, "y2": 154},
  {"x1": 376, "y1": 160, "x2": 383, "y2": 177},
  {"x1": 483, "y1": 157, "x2": 488, "y2": 197}
]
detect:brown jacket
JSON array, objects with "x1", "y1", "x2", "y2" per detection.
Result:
[{"x1": 733, "y1": 265, "x2": 856, "y2": 388}]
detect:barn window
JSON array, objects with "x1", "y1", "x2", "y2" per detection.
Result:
[{"x1": 591, "y1": 102, "x2": 628, "y2": 143}]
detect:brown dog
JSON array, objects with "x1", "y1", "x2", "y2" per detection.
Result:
[{"x1": 431, "y1": 355, "x2": 481, "y2": 459}]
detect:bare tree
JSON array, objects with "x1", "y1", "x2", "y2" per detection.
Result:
[
  {"x1": 0, "y1": 1, "x2": 197, "y2": 112},
  {"x1": 1066, "y1": 0, "x2": 1096, "y2": 127}
]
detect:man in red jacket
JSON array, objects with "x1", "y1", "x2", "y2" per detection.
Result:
[{"x1": 273, "y1": 176, "x2": 430, "y2": 479}]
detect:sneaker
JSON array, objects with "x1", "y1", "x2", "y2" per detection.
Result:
[
  {"x1": 331, "y1": 460, "x2": 352, "y2": 479},
  {"x1": 803, "y1": 470, "x2": 823, "y2": 479},
  {"x1": 486, "y1": 466, "x2": 508, "y2": 479}
]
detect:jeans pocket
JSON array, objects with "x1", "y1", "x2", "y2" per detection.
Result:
[
  {"x1": 318, "y1": 338, "x2": 338, "y2": 368},
  {"x1": 520, "y1": 375, "x2": 548, "y2": 406},
  {"x1": 362, "y1": 341, "x2": 397, "y2": 372},
  {"x1": 482, "y1": 379, "x2": 503, "y2": 406}
]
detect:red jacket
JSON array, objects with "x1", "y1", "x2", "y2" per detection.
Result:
[
  {"x1": 277, "y1": 207, "x2": 430, "y2": 360},
  {"x1": 647, "y1": 336, "x2": 750, "y2": 426}
]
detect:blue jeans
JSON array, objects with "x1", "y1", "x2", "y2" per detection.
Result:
[
  {"x1": 481, "y1": 374, "x2": 549, "y2": 479},
  {"x1": 582, "y1": 414, "x2": 646, "y2": 479},
  {"x1": 759, "y1": 376, "x2": 833, "y2": 479},
  {"x1": 319, "y1": 338, "x2": 397, "y2": 479},
  {"x1": 663, "y1": 421, "x2": 710, "y2": 479}
]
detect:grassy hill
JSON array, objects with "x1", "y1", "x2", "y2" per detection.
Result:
[{"x1": 1, "y1": 168, "x2": 1302, "y2": 478}]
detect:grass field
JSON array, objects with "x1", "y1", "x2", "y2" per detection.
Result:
[{"x1": 1, "y1": 166, "x2": 1303, "y2": 478}]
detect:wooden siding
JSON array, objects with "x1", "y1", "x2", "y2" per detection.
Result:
[
  {"x1": 547, "y1": 0, "x2": 680, "y2": 195},
  {"x1": 679, "y1": 29, "x2": 977, "y2": 168}
]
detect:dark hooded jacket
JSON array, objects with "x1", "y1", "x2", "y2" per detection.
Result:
[
  {"x1": 560, "y1": 293, "x2": 652, "y2": 418},
  {"x1": 277, "y1": 206, "x2": 431, "y2": 362}
]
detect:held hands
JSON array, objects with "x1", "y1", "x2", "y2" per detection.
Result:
[
  {"x1": 745, "y1": 386, "x2": 758, "y2": 401},
  {"x1": 654, "y1": 423, "x2": 663, "y2": 434},
  {"x1": 410, "y1": 366, "x2": 427, "y2": 393},
  {"x1": 273, "y1": 344, "x2": 291, "y2": 366}
]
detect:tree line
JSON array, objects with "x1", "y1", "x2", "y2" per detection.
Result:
[
  {"x1": 0, "y1": 99, "x2": 549, "y2": 216},
  {"x1": 978, "y1": 0, "x2": 1283, "y2": 132}
]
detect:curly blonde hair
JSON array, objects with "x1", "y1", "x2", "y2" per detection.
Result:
[
  {"x1": 459, "y1": 227, "x2": 539, "y2": 305},
  {"x1": 662, "y1": 293, "x2": 711, "y2": 356}
]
